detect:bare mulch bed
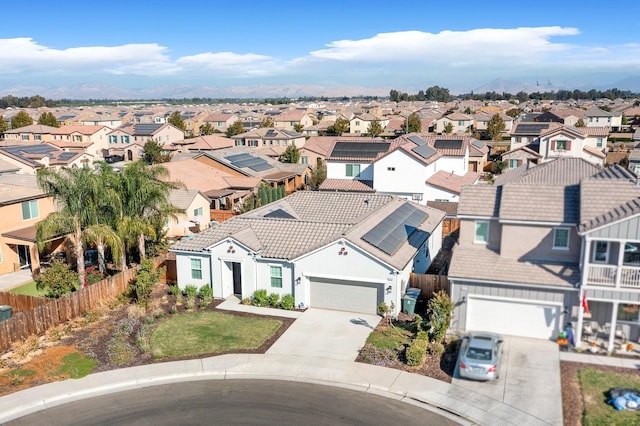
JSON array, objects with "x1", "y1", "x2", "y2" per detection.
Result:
[{"x1": 0, "y1": 282, "x2": 294, "y2": 396}]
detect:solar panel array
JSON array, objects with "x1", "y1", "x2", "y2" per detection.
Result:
[
  {"x1": 434, "y1": 139, "x2": 463, "y2": 150},
  {"x1": 407, "y1": 135, "x2": 427, "y2": 146},
  {"x1": 330, "y1": 142, "x2": 390, "y2": 159},
  {"x1": 265, "y1": 129, "x2": 278, "y2": 137},
  {"x1": 514, "y1": 123, "x2": 549, "y2": 134},
  {"x1": 225, "y1": 153, "x2": 274, "y2": 172},
  {"x1": 471, "y1": 139, "x2": 484, "y2": 149},
  {"x1": 361, "y1": 203, "x2": 429, "y2": 256},
  {"x1": 412, "y1": 144, "x2": 438, "y2": 160},
  {"x1": 133, "y1": 123, "x2": 163, "y2": 134}
]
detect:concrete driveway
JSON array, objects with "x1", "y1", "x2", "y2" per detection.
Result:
[
  {"x1": 453, "y1": 335, "x2": 563, "y2": 426},
  {"x1": 266, "y1": 308, "x2": 381, "y2": 361}
]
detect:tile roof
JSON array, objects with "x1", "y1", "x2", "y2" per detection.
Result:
[
  {"x1": 585, "y1": 108, "x2": 613, "y2": 117},
  {"x1": 448, "y1": 246, "x2": 579, "y2": 288},
  {"x1": 170, "y1": 135, "x2": 234, "y2": 150},
  {"x1": 0, "y1": 158, "x2": 20, "y2": 173},
  {"x1": 499, "y1": 184, "x2": 579, "y2": 223},
  {"x1": 426, "y1": 201, "x2": 458, "y2": 216},
  {"x1": 0, "y1": 174, "x2": 45, "y2": 205},
  {"x1": 426, "y1": 171, "x2": 480, "y2": 194},
  {"x1": 51, "y1": 125, "x2": 106, "y2": 135},
  {"x1": 494, "y1": 157, "x2": 601, "y2": 186},
  {"x1": 318, "y1": 178, "x2": 375, "y2": 192},
  {"x1": 458, "y1": 184, "x2": 501, "y2": 217},
  {"x1": 160, "y1": 159, "x2": 241, "y2": 193},
  {"x1": 3, "y1": 124, "x2": 58, "y2": 134},
  {"x1": 168, "y1": 189, "x2": 203, "y2": 210},
  {"x1": 582, "y1": 145, "x2": 606, "y2": 158},
  {"x1": 171, "y1": 191, "x2": 445, "y2": 270}
]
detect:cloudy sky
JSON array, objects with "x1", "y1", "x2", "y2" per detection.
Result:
[{"x1": 1, "y1": 0, "x2": 639, "y2": 98}]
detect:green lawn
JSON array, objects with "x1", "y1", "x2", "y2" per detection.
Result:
[
  {"x1": 579, "y1": 367, "x2": 640, "y2": 425},
  {"x1": 365, "y1": 323, "x2": 413, "y2": 351},
  {"x1": 149, "y1": 311, "x2": 282, "y2": 358},
  {"x1": 8, "y1": 281, "x2": 41, "y2": 297}
]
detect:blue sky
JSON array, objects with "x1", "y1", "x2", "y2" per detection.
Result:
[{"x1": 1, "y1": 0, "x2": 639, "y2": 98}]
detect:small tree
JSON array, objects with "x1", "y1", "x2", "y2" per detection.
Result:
[
  {"x1": 426, "y1": 290, "x2": 454, "y2": 344},
  {"x1": 574, "y1": 118, "x2": 586, "y2": 128},
  {"x1": 36, "y1": 259, "x2": 79, "y2": 298},
  {"x1": 200, "y1": 122, "x2": 214, "y2": 135},
  {"x1": 11, "y1": 111, "x2": 33, "y2": 129},
  {"x1": 309, "y1": 158, "x2": 327, "y2": 187},
  {"x1": 328, "y1": 117, "x2": 349, "y2": 135},
  {"x1": 37, "y1": 112, "x2": 59, "y2": 127},
  {"x1": 486, "y1": 113, "x2": 506, "y2": 141},
  {"x1": 281, "y1": 145, "x2": 300, "y2": 163},
  {"x1": 259, "y1": 117, "x2": 274, "y2": 128},
  {"x1": 0, "y1": 116, "x2": 7, "y2": 133},
  {"x1": 407, "y1": 112, "x2": 422, "y2": 133},
  {"x1": 293, "y1": 122, "x2": 304, "y2": 133},
  {"x1": 226, "y1": 120, "x2": 245, "y2": 137},
  {"x1": 367, "y1": 120, "x2": 383, "y2": 137},
  {"x1": 444, "y1": 122, "x2": 454, "y2": 134},
  {"x1": 131, "y1": 258, "x2": 165, "y2": 308},
  {"x1": 168, "y1": 111, "x2": 186, "y2": 131},
  {"x1": 143, "y1": 140, "x2": 171, "y2": 164}
]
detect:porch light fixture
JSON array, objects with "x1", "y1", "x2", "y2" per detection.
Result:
[
  {"x1": 295, "y1": 277, "x2": 301, "y2": 285},
  {"x1": 386, "y1": 285, "x2": 392, "y2": 294}
]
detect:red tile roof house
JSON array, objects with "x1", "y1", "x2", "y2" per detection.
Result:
[
  {"x1": 448, "y1": 156, "x2": 640, "y2": 353},
  {"x1": 170, "y1": 191, "x2": 445, "y2": 316},
  {"x1": 49, "y1": 125, "x2": 112, "y2": 159}
]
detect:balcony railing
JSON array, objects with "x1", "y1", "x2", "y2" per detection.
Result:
[{"x1": 586, "y1": 264, "x2": 640, "y2": 288}]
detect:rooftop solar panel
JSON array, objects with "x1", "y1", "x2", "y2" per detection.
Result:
[
  {"x1": 264, "y1": 209, "x2": 295, "y2": 219},
  {"x1": 225, "y1": 153, "x2": 253, "y2": 163},
  {"x1": 412, "y1": 144, "x2": 438, "y2": 160},
  {"x1": 434, "y1": 139, "x2": 463, "y2": 150},
  {"x1": 330, "y1": 142, "x2": 390, "y2": 159},
  {"x1": 471, "y1": 139, "x2": 484, "y2": 148},
  {"x1": 361, "y1": 203, "x2": 429, "y2": 255},
  {"x1": 133, "y1": 124, "x2": 162, "y2": 134},
  {"x1": 407, "y1": 135, "x2": 426, "y2": 146},
  {"x1": 249, "y1": 162, "x2": 273, "y2": 172},
  {"x1": 514, "y1": 123, "x2": 549, "y2": 134}
]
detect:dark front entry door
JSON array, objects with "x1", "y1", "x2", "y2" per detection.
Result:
[{"x1": 232, "y1": 262, "x2": 242, "y2": 295}]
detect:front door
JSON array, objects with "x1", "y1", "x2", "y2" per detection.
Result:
[{"x1": 232, "y1": 262, "x2": 242, "y2": 295}]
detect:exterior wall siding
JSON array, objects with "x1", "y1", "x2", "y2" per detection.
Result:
[
  {"x1": 587, "y1": 215, "x2": 640, "y2": 240},
  {"x1": 500, "y1": 223, "x2": 581, "y2": 262},
  {"x1": 326, "y1": 161, "x2": 373, "y2": 181}
]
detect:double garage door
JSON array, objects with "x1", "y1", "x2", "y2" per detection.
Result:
[
  {"x1": 309, "y1": 277, "x2": 382, "y2": 315},
  {"x1": 467, "y1": 297, "x2": 561, "y2": 340}
]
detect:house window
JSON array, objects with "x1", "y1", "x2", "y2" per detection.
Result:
[
  {"x1": 190, "y1": 258, "x2": 202, "y2": 280},
  {"x1": 458, "y1": 121, "x2": 464, "y2": 126},
  {"x1": 301, "y1": 156, "x2": 308, "y2": 164},
  {"x1": 193, "y1": 207, "x2": 203, "y2": 217},
  {"x1": 355, "y1": 121, "x2": 360, "y2": 126},
  {"x1": 553, "y1": 228, "x2": 570, "y2": 249},
  {"x1": 624, "y1": 242, "x2": 640, "y2": 265},
  {"x1": 387, "y1": 166, "x2": 395, "y2": 171},
  {"x1": 21, "y1": 200, "x2": 39, "y2": 220},
  {"x1": 554, "y1": 140, "x2": 568, "y2": 151},
  {"x1": 21, "y1": 135, "x2": 29, "y2": 141},
  {"x1": 474, "y1": 221, "x2": 489, "y2": 243},
  {"x1": 34, "y1": 134, "x2": 42, "y2": 141},
  {"x1": 596, "y1": 138, "x2": 603, "y2": 148},
  {"x1": 270, "y1": 265, "x2": 282, "y2": 288},
  {"x1": 74, "y1": 135, "x2": 81, "y2": 142},
  {"x1": 617, "y1": 304, "x2": 639, "y2": 322},
  {"x1": 593, "y1": 241, "x2": 608, "y2": 262},
  {"x1": 508, "y1": 159, "x2": 519, "y2": 168},
  {"x1": 345, "y1": 164, "x2": 360, "y2": 177}
]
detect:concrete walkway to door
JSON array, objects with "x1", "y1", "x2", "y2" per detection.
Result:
[{"x1": 266, "y1": 309, "x2": 381, "y2": 361}]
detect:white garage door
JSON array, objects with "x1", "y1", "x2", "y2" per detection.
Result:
[
  {"x1": 310, "y1": 278, "x2": 382, "y2": 314},
  {"x1": 467, "y1": 297, "x2": 561, "y2": 340}
]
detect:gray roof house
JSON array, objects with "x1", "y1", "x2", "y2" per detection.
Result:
[
  {"x1": 170, "y1": 191, "x2": 445, "y2": 316},
  {"x1": 449, "y1": 157, "x2": 607, "y2": 341}
]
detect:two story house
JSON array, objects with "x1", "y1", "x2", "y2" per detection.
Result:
[
  {"x1": 2, "y1": 124, "x2": 57, "y2": 144},
  {"x1": 449, "y1": 157, "x2": 606, "y2": 340},
  {"x1": 231, "y1": 128, "x2": 306, "y2": 157},
  {"x1": 50, "y1": 125, "x2": 112, "y2": 159}
]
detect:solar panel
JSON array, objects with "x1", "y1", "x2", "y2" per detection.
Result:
[
  {"x1": 434, "y1": 139, "x2": 463, "y2": 150},
  {"x1": 133, "y1": 124, "x2": 162, "y2": 134},
  {"x1": 265, "y1": 129, "x2": 278, "y2": 137},
  {"x1": 361, "y1": 203, "x2": 429, "y2": 255},
  {"x1": 225, "y1": 153, "x2": 253, "y2": 163},
  {"x1": 225, "y1": 153, "x2": 273, "y2": 171},
  {"x1": 330, "y1": 142, "x2": 390, "y2": 159},
  {"x1": 412, "y1": 144, "x2": 438, "y2": 160},
  {"x1": 264, "y1": 209, "x2": 295, "y2": 219},
  {"x1": 248, "y1": 162, "x2": 273, "y2": 172},
  {"x1": 471, "y1": 139, "x2": 484, "y2": 148},
  {"x1": 514, "y1": 123, "x2": 549, "y2": 134},
  {"x1": 407, "y1": 135, "x2": 426, "y2": 146}
]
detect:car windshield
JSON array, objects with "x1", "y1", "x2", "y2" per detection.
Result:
[{"x1": 466, "y1": 346, "x2": 492, "y2": 361}]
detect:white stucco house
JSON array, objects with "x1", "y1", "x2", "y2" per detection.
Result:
[{"x1": 169, "y1": 191, "x2": 445, "y2": 316}]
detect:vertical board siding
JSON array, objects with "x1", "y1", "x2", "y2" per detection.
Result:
[{"x1": 0, "y1": 253, "x2": 170, "y2": 352}]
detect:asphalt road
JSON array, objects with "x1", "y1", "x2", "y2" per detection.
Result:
[{"x1": 6, "y1": 380, "x2": 459, "y2": 425}]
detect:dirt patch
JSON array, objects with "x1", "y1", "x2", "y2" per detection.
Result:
[{"x1": 0, "y1": 282, "x2": 294, "y2": 396}]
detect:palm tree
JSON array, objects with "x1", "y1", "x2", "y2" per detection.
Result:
[
  {"x1": 117, "y1": 216, "x2": 156, "y2": 262},
  {"x1": 82, "y1": 224, "x2": 124, "y2": 275},
  {"x1": 36, "y1": 167, "x2": 103, "y2": 287}
]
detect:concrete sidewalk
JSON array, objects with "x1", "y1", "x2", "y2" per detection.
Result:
[
  {"x1": 0, "y1": 269, "x2": 34, "y2": 291},
  {"x1": 560, "y1": 351, "x2": 640, "y2": 369},
  {"x1": 216, "y1": 296, "x2": 303, "y2": 319},
  {"x1": 0, "y1": 354, "x2": 551, "y2": 425}
]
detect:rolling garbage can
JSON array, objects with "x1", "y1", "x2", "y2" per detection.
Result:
[
  {"x1": 402, "y1": 296, "x2": 416, "y2": 315},
  {"x1": 405, "y1": 287, "x2": 421, "y2": 299},
  {"x1": 0, "y1": 305, "x2": 12, "y2": 322}
]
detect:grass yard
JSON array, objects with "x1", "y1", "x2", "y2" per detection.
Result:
[
  {"x1": 579, "y1": 367, "x2": 640, "y2": 425},
  {"x1": 8, "y1": 281, "x2": 40, "y2": 297},
  {"x1": 365, "y1": 323, "x2": 413, "y2": 350},
  {"x1": 150, "y1": 311, "x2": 282, "y2": 358}
]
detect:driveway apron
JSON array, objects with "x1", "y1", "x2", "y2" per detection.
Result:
[
  {"x1": 266, "y1": 308, "x2": 380, "y2": 361},
  {"x1": 453, "y1": 335, "x2": 563, "y2": 426}
]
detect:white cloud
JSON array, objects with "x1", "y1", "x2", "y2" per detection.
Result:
[{"x1": 176, "y1": 52, "x2": 282, "y2": 77}]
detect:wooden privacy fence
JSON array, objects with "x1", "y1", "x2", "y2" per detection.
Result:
[
  {"x1": 0, "y1": 293, "x2": 48, "y2": 314},
  {"x1": 408, "y1": 273, "x2": 450, "y2": 301},
  {"x1": 0, "y1": 253, "x2": 171, "y2": 353}
]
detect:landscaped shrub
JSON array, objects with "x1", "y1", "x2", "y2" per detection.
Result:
[
  {"x1": 169, "y1": 285, "x2": 181, "y2": 296},
  {"x1": 416, "y1": 330, "x2": 429, "y2": 342},
  {"x1": 427, "y1": 341, "x2": 445, "y2": 355},
  {"x1": 405, "y1": 338, "x2": 428, "y2": 367},
  {"x1": 130, "y1": 258, "x2": 165, "y2": 307},
  {"x1": 267, "y1": 293, "x2": 280, "y2": 307},
  {"x1": 85, "y1": 266, "x2": 105, "y2": 285},
  {"x1": 359, "y1": 343, "x2": 398, "y2": 368},
  {"x1": 241, "y1": 297, "x2": 252, "y2": 305},
  {"x1": 252, "y1": 289, "x2": 268, "y2": 307},
  {"x1": 184, "y1": 284, "x2": 198, "y2": 298},
  {"x1": 198, "y1": 284, "x2": 213, "y2": 302},
  {"x1": 426, "y1": 290, "x2": 454, "y2": 344},
  {"x1": 280, "y1": 294, "x2": 295, "y2": 310},
  {"x1": 35, "y1": 259, "x2": 79, "y2": 298},
  {"x1": 185, "y1": 296, "x2": 196, "y2": 310},
  {"x1": 412, "y1": 313, "x2": 424, "y2": 332}
]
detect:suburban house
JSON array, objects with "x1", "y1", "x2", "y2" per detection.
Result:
[
  {"x1": 434, "y1": 112, "x2": 473, "y2": 134},
  {"x1": 424, "y1": 170, "x2": 480, "y2": 203},
  {"x1": 574, "y1": 166, "x2": 640, "y2": 353},
  {"x1": 202, "y1": 113, "x2": 239, "y2": 134},
  {"x1": 448, "y1": 157, "x2": 625, "y2": 341},
  {"x1": 325, "y1": 138, "x2": 399, "y2": 189},
  {"x1": 501, "y1": 145, "x2": 543, "y2": 170},
  {"x1": 534, "y1": 108, "x2": 586, "y2": 127},
  {"x1": 0, "y1": 174, "x2": 58, "y2": 276},
  {"x1": 585, "y1": 108, "x2": 615, "y2": 129},
  {"x1": 169, "y1": 134, "x2": 234, "y2": 153},
  {"x1": 2, "y1": 124, "x2": 58, "y2": 144},
  {"x1": 0, "y1": 144, "x2": 93, "y2": 174},
  {"x1": 80, "y1": 113, "x2": 122, "y2": 128},
  {"x1": 348, "y1": 113, "x2": 389, "y2": 135},
  {"x1": 509, "y1": 122, "x2": 561, "y2": 151},
  {"x1": 231, "y1": 128, "x2": 306, "y2": 157},
  {"x1": 107, "y1": 123, "x2": 184, "y2": 161},
  {"x1": 166, "y1": 189, "x2": 212, "y2": 239},
  {"x1": 170, "y1": 191, "x2": 445, "y2": 315},
  {"x1": 49, "y1": 125, "x2": 112, "y2": 159},
  {"x1": 272, "y1": 110, "x2": 315, "y2": 131},
  {"x1": 472, "y1": 112, "x2": 514, "y2": 137}
]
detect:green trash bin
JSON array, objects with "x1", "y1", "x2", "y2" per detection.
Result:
[
  {"x1": 402, "y1": 296, "x2": 416, "y2": 315},
  {"x1": 0, "y1": 305, "x2": 12, "y2": 322}
]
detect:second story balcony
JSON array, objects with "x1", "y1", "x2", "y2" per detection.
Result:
[{"x1": 584, "y1": 241, "x2": 640, "y2": 289}]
